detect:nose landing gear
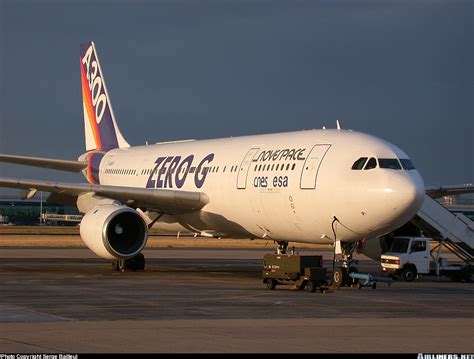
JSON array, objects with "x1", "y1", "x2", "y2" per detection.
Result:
[{"x1": 332, "y1": 240, "x2": 359, "y2": 287}]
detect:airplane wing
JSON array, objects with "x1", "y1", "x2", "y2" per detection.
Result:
[
  {"x1": 0, "y1": 154, "x2": 87, "y2": 172},
  {"x1": 0, "y1": 177, "x2": 209, "y2": 214},
  {"x1": 426, "y1": 184, "x2": 474, "y2": 198}
]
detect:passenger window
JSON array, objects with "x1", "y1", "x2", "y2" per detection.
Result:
[
  {"x1": 400, "y1": 159, "x2": 415, "y2": 170},
  {"x1": 379, "y1": 159, "x2": 402, "y2": 170},
  {"x1": 364, "y1": 158, "x2": 377, "y2": 170},
  {"x1": 351, "y1": 157, "x2": 368, "y2": 170}
]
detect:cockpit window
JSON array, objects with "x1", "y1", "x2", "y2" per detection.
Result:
[
  {"x1": 379, "y1": 158, "x2": 402, "y2": 170},
  {"x1": 400, "y1": 159, "x2": 416, "y2": 170},
  {"x1": 364, "y1": 157, "x2": 377, "y2": 170},
  {"x1": 351, "y1": 157, "x2": 368, "y2": 170}
]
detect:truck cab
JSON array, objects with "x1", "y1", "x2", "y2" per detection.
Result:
[
  {"x1": 381, "y1": 236, "x2": 474, "y2": 282},
  {"x1": 381, "y1": 236, "x2": 430, "y2": 281}
]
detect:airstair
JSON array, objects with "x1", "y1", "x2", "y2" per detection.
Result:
[{"x1": 411, "y1": 194, "x2": 474, "y2": 264}]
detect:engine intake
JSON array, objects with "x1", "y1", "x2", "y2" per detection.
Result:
[{"x1": 80, "y1": 205, "x2": 148, "y2": 260}]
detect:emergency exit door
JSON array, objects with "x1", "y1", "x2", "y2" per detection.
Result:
[{"x1": 300, "y1": 144, "x2": 331, "y2": 189}]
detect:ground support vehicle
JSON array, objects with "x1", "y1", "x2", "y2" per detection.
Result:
[
  {"x1": 262, "y1": 253, "x2": 328, "y2": 292},
  {"x1": 381, "y1": 236, "x2": 473, "y2": 282},
  {"x1": 348, "y1": 271, "x2": 393, "y2": 289}
]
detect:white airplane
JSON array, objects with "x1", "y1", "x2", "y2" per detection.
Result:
[{"x1": 0, "y1": 42, "x2": 425, "y2": 286}]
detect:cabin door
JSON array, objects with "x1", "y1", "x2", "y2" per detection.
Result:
[
  {"x1": 237, "y1": 148, "x2": 260, "y2": 189},
  {"x1": 300, "y1": 144, "x2": 331, "y2": 189}
]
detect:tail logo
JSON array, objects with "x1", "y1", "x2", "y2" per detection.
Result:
[
  {"x1": 81, "y1": 45, "x2": 107, "y2": 124},
  {"x1": 80, "y1": 41, "x2": 130, "y2": 151}
]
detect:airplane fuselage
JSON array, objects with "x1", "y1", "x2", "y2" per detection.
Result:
[{"x1": 90, "y1": 129, "x2": 425, "y2": 244}]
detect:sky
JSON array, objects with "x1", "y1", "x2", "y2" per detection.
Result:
[{"x1": 0, "y1": 0, "x2": 472, "y2": 196}]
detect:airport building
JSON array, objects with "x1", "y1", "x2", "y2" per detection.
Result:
[
  {"x1": 0, "y1": 196, "x2": 79, "y2": 225},
  {"x1": 438, "y1": 194, "x2": 474, "y2": 220}
]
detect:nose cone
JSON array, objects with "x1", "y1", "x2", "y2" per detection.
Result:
[{"x1": 385, "y1": 172, "x2": 425, "y2": 224}]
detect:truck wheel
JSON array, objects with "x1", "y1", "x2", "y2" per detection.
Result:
[
  {"x1": 305, "y1": 281, "x2": 315, "y2": 293},
  {"x1": 333, "y1": 267, "x2": 347, "y2": 287},
  {"x1": 266, "y1": 279, "x2": 277, "y2": 290},
  {"x1": 401, "y1": 266, "x2": 417, "y2": 282}
]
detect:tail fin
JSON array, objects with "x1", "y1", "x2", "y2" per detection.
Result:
[{"x1": 80, "y1": 41, "x2": 130, "y2": 151}]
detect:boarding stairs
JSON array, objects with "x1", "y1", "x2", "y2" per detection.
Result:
[{"x1": 411, "y1": 194, "x2": 474, "y2": 265}]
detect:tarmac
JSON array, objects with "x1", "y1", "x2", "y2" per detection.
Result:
[{"x1": 1, "y1": 247, "x2": 473, "y2": 353}]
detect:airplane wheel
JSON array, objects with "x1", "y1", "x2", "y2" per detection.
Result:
[
  {"x1": 118, "y1": 260, "x2": 126, "y2": 273},
  {"x1": 121, "y1": 253, "x2": 146, "y2": 271},
  {"x1": 131, "y1": 253, "x2": 145, "y2": 271},
  {"x1": 333, "y1": 267, "x2": 347, "y2": 287},
  {"x1": 112, "y1": 260, "x2": 120, "y2": 271}
]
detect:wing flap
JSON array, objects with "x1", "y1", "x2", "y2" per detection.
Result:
[{"x1": 0, "y1": 177, "x2": 209, "y2": 214}]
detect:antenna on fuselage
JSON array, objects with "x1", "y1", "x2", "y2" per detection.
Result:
[{"x1": 336, "y1": 120, "x2": 341, "y2": 130}]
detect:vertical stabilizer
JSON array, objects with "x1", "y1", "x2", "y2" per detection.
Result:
[{"x1": 80, "y1": 41, "x2": 130, "y2": 151}]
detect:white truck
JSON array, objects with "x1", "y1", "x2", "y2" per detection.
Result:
[{"x1": 380, "y1": 236, "x2": 474, "y2": 282}]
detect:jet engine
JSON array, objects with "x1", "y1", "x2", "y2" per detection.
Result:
[
  {"x1": 79, "y1": 204, "x2": 148, "y2": 260},
  {"x1": 357, "y1": 237, "x2": 384, "y2": 261}
]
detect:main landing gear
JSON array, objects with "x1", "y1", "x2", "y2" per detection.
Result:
[
  {"x1": 112, "y1": 253, "x2": 146, "y2": 272},
  {"x1": 331, "y1": 241, "x2": 359, "y2": 287}
]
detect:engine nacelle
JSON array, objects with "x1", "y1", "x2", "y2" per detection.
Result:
[
  {"x1": 80, "y1": 204, "x2": 148, "y2": 260},
  {"x1": 357, "y1": 237, "x2": 383, "y2": 261}
]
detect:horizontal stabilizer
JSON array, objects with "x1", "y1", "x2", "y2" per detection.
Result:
[{"x1": 0, "y1": 154, "x2": 87, "y2": 172}]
